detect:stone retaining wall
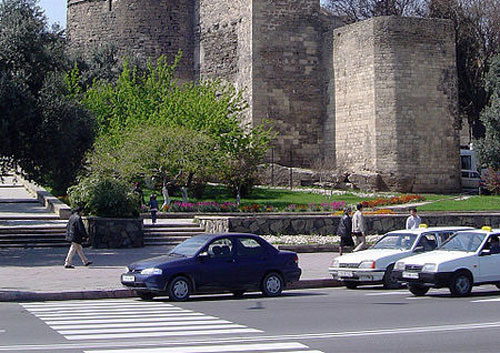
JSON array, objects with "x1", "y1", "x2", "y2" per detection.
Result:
[
  {"x1": 85, "y1": 217, "x2": 144, "y2": 249},
  {"x1": 196, "y1": 213, "x2": 500, "y2": 235}
]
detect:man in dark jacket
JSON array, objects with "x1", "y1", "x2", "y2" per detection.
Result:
[
  {"x1": 338, "y1": 206, "x2": 354, "y2": 256},
  {"x1": 64, "y1": 206, "x2": 92, "y2": 268}
]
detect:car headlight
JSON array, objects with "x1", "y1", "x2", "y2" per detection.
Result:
[
  {"x1": 331, "y1": 259, "x2": 340, "y2": 268},
  {"x1": 140, "y1": 267, "x2": 163, "y2": 275},
  {"x1": 359, "y1": 260, "x2": 375, "y2": 269},
  {"x1": 395, "y1": 262, "x2": 405, "y2": 271},
  {"x1": 422, "y1": 263, "x2": 437, "y2": 272}
]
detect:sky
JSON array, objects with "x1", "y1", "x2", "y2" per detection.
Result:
[{"x1": 39, "y1": 0, "x2": 66, "y2": 28}]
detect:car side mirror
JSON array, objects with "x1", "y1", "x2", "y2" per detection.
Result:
[
  {"x1": 480, "y1": 250, "x2": 491, "y2": 256},
  {"x1": 198, "y1": 251, "x2": 209, "y2": 260},
  {"x1": 414, "y1": 246, "x2": 424, "y2": 253}
]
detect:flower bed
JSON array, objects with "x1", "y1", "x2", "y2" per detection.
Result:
[{"x1": 360, "y1": 194, "x2": 424, "y2": 208}]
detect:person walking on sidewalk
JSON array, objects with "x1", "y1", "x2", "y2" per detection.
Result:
[
  {"x1": 406, "y1": 207, "x2": 421, "y2": 230},
  {"x1": 337, "y1": 206, "x2": 354, "y2": 256},
  {"x1": 64, "y1": 206, "x2": 92, "y2": 269},
  {"x1": 352, "y1": 203, "x2": 367, "y2": 252}
]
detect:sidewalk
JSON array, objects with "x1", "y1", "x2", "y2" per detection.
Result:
[
  {"x1": 0, "y1": 246, "x2": 339, "y2": 302},
  {"x1": 0, "y1": 175, "x2": 339, "y2": 302}
]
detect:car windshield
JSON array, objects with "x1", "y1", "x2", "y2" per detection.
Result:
[
  {"x1": 168, "y1": 236, "x2": 210, "y2": 257},
  {"x1": 439, "y1": 232, "x2": 487, "y2": 252},
  {"x1": 372, "y1": 233, "x2": 417, "y2": 250}
]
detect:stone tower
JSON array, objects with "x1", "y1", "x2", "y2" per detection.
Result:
[
  {"x1": 67, "y1": 0, "x2": 195, "y2": 82},
  {"x1": 333, "y1": 17, "x2": 460, "y2": 192},
  {"x1": 66, "y1": 1, "x2": 460, "y2": 193}
]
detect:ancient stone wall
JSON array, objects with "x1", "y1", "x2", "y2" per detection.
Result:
[
  {"x1": 252, "y1": 0, "x2": 325, "y2": 167},
  {"x1": 334, "y1": 17, "x2": 460, "y2": 193},
  {"x1": 67, "y1": 0, "x2": 194, "y2": 82},
  {"x1": 197, "y1": 0, "x2": 253, "y2": 125}
]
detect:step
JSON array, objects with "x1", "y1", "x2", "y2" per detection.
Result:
[
  {"x1": 0, "y1": 238, "x2": 66, "y2": 244},
  {"x1": 144, "y1": 241, "x2": 188, "y2": 246},
  {"x1": 0, "y1": 234, "x2": 65, "y2": 239},
  {"x1": 0, "y1": 228, "x2": 66, "y2": 234},
  {"x1": 0, "y1": 243, "x2": 68, "y2": 248},
  {"x1": 0, "y1": 215, "x2": 60, "y2": 220},
  {"x1": 143, "y1": 224, "x2": 200, "y2": 229},
  {"x1": 144, "y1": 231, "x2": 204, "y2": 237}
]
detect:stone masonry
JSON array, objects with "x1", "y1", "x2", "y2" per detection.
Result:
[{"x1": 66, "y1": 0, "x2": 460, "y2": 193}]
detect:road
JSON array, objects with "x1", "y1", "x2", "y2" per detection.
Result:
[{"x1": 2, "y1": 285, "x2": 500, "y2": 353}]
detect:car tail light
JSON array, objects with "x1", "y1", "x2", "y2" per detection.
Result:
[{"x1": 294, "y1": 255, "x2": 299, "y2": 264}]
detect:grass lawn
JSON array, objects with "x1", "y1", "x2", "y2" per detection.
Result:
[
  {"x1": 143, "y1": 184, "x2": 378, "y2": 210},
  {"x1": 418, "y1": 195, "x2": 500, "y2": 212}
]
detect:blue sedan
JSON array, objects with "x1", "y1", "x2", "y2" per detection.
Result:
[{"x1": 121, "y1": 233, "x2": 302, "y2": 301}]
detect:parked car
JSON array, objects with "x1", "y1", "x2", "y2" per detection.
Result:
[
  {"x1": 393, "y1": 227, "x2": 500, "y2": 297},
  {"x1": 121, "y1": 233, "x2": 301, "y2": 301},
  {"x1": 329, "y1": 226, "x2": 474, "y2": 289},
  {"x1": 461, "y1": 170, "x2": 481, "y2": 189}
]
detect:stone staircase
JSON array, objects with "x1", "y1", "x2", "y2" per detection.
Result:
[
  {"x1": 143, "y1": 221, "x2": 205, "y2": 246},
  {"x1": 0, "y1": 221, "x2": 68, "y2": 248}
]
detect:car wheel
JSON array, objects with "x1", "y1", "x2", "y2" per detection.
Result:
[
  {"x1": 138, "y1": 292, "x2": 155, "y2": 301},
  {"x1": 344, "y1": 281, "x2": 357, "y2": 289},
  {"x1": 261, "y1": 272, "x2": 284, "y2": 297},
  {"x1": 408, "y1": 284, "x2": 429, "y2": 296},
  {"x1": 167, "y1": 276, "x2": 191, "y2": 301},
  {"x1": 383, "y1": 264, "x2": 401, "y2": 289},
  {"x1": 449, "y1": 272, "x2": 472, "y2": 297},
  {"x1": 232, "y1": 290, "x2": 245, "y2": 298}
]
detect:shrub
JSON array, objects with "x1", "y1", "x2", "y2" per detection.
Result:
[{"x1": 68, "y1": 175, "x2": 140, "y2": 218}]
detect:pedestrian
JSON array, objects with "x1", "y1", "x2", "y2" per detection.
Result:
[
  {"x1": 406, "y1": 207, "x2": 421, "y2": 230},
  {"x1": 148, "y1": 193, "x2": 159, "y2": 224},
  {"x1": 352, "y1": 203, "x2": 367, "y2": 252},
  {"x1": 64, "y1": 206, "x2": 92, "y2": 269},
  {"x1": 337, "y1": 206, "x2": 354, "y2": 256},
  {"x1": 132, "y1": 181, "x2": 144, "y2": 207}
]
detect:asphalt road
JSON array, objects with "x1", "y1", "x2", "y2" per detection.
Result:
[{"x1": 2, "y1": 285, "x2": 500, "y2": 353}]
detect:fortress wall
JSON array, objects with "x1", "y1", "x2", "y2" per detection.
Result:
[
  {"x1": 252, "y1": 0, "x2": 325, "y2": 167},
  {"x1": 67, "y1": 0, "x2": 194, "y2": 82},
  {"x1": 319, "y1": 13, "x2": 344, "y2": 165},
  {"x1": 372, "y1": 17, "x2": 460, "y2": 192},
  {"x1": 197, "y1": 0, "x2": 253, "y2": 125},
  {"x1": 333, "y1": 20, "x2": 378, "y2": 171}
]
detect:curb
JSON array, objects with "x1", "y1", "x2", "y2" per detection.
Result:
[{"x1": 0, "y1": 279, "x2": 341, "y2": 302}]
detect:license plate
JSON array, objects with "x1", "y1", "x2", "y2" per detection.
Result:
[
  {"x1": 338, "y1": 271, "x2": 354, "y2": 277},
  {"x1": 402, "y1": 271, "x2": 419, "y2": 279},
  {"x1": 122, "y1": 275, "x2": 135, "y2": 282}
]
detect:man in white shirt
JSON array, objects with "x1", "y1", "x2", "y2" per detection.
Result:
[
  {"x1": 352, "y1": 203, "x2": 367, "y2": 252},
  {"x1": 406, "y1": 207, "x2": 421, "y2": 230}
]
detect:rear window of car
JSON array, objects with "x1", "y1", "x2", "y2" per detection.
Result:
[{"x1": 236, "y1": 237, "x2": 265, "y2": 257}]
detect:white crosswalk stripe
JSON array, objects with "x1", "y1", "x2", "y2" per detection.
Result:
[
  {"x1": 86, "y1": 342, "x2": 322, "y2": 353},
  {"x1": 21, "y1": 299, "x2": 324, "y2": 352}
]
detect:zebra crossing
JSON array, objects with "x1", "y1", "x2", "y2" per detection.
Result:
[{"x1": 21, "y1": 299, "x2": 324, "y2": 353}]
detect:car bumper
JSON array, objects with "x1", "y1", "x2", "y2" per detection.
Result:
[
  {"x1": 121, "y1": 272, "x2": 166, "y2": 292},
  {"x1": 393, "y1": 270, "x2": 453, "y2": 287},
  {"x1": 329, "y1": 267, "x2": 385, "y2": 283},
  {"x1": 284, "y1": 268, "x2": 302, "y2": 284}
]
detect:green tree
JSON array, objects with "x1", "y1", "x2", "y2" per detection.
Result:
[
  {"x1": 0, "y1": 0, "x2": 95, "y2": 193},
  {"x1": 475, "y1": 54, "x2": 500, "y2": 168},
  {"x1": 78, "y1": 56, "x2": 272, "y2": 197}
]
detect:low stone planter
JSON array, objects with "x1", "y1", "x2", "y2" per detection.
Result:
[
  {"x1": 196, "y1": 213, "x2": 500, "y2": 236},
  {"x1": 85, "y1": 217, "x2": 144, "y2": 249},
  {"x1": 278, "y1": 244, "x2": 339, "y2": 253}
]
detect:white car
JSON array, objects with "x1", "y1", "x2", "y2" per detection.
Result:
[
  {"x1": 394, "y1": 227, "x2": 500, "y2": 296},
  {"x1": 329, "y1": 226, "x2": 474, "y2": 289}
]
